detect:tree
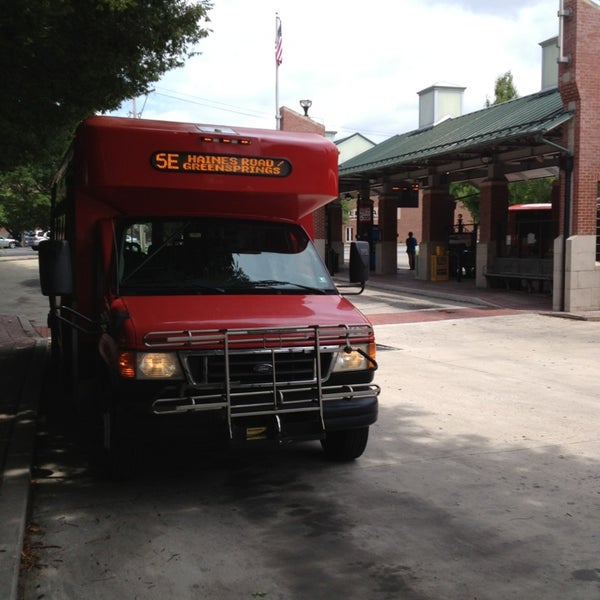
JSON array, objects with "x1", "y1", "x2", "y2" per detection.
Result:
[
  {"x1": 450, "y1": 182, "x2": 480, "y2": 223},
  {"x1": 0, "y1": 165, "x2": 52, "y2": 238},
  {"x1": 340, "y1": 196, "x2": 354, "y2": 225},
  {"x1": 485, "y1": 71, "x2": 518, "y2": 107},
  {"x1": 450, "y1": 177, "x2": 556, "y2": 225},
  {"x1": 455, "y1": 72, "x2": 553, "y2": 221},
  {"x1": 509, "y1": 177, "x2": 556, "y2": 204},
  {"x1": 0, "y1": 1, "x2": 212, "y2": 172}
]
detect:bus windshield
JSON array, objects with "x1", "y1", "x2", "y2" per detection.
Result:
[{"x1": 116, "y1": 217, "x2": 337, "y2": 295}]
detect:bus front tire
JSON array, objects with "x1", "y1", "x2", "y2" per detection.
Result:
[{"x1": 321, "y1": 427, "x2": 369, "y2": 461}]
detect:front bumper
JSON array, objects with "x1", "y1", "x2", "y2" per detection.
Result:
[
  {"x1": 114, "y1": 379, "x2": 379, "y2": 445},
  {"x1": 113, "y1": 323, "x2": 380, "y2": 444}
]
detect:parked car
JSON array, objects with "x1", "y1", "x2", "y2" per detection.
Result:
[
  {"x1": 31, "y1": 232, "x2": 49, "y2": 251},
  {"x1": 23, "y1": 230, "x2": 48, "y2": 247},
  {"x1": 0, "y1": 235, "x2": 19, "y2": 249}
]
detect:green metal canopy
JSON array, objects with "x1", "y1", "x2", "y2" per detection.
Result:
[{"x1": 339, "y1": 88, "x2": 573, "y2": 190}]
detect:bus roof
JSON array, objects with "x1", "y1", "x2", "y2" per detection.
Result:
[
  {"x1": 71, "y1": 116, "x2": 339, "y2": 221},
  {"x1": 508, "y1": 203, "x2": 552, "y2": 211}
]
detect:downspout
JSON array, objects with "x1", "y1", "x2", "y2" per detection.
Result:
[
  {"x1": 558, "y1": 0, "x2": 572, "y2": 65},
  {"x1": 539, "y1": 135, "x2": 573, "y2": 312}
]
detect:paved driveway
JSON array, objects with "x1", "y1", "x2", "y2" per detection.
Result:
[{"x1": 20, "y1": 313, "x2": 600, "y2": 600}]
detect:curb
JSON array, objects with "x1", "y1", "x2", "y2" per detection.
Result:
[
  {"x1": 360, "y1": 279, "x2": 600, "y2": 320},
  {"x1": 0, "y1": 337, "x2": 48, "y2": 600},
  {"x1": 334, "y1": 275, "x2": 497, "y2": 308},
  {"x1": 362, "y1": 279, "x2": 497, "y2": 308},
  {"x1": 0, "y1": 255, "x2": 38, "y2": 262}
]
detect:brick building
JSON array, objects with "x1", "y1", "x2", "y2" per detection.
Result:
[{"x1": 337, "y1": 0, "x2": 600, "y2": 312}]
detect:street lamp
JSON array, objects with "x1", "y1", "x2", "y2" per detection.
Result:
[{"x1": 299, "y1": 99, "x2": 312, "y2": 117}]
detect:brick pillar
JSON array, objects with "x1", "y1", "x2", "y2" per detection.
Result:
[
  {"x1": 550, "y1": 179, "x2": 561, "y2": 240},
  {"x1": 476, "y1": 177, "x2": 509, "y2": 287},
  {"x1": 279, "y1": 106, "x2": 329, "y2": 260},
  {"x1": 326, "y1": 199, "x2": 343, "y2": 273},
  {"x1": 419, "y1": 182, "x2": 452, "y2": 280},
  {"x1": 313, "y1": 205, "x2": 327, "y2": 260},
  {"x1": 557, "y1": 0, "x2": 600, "y2": 310},
  {"x1": 376, "y1": 195, "x2": 398, "y2": 274},
  {"x1": 560, "y1": 0, "x2": 600, "y2": 238}
]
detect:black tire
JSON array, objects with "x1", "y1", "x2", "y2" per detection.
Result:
[
  {"x1": 8, "y1": 242, "x2": 15, "y2": 249},
  {"x1": 98, "y1": 406, "x2": 137, "y2": 480},
  {"x1": 86, "y1": 375, "x2": 137, "y2": 480},
  {"x1": 321, "y1": 427, "x2": 369, "y2": 461}
]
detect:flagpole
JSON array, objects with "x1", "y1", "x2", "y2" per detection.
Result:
[
  {"x1": 275, "y1": 13, "x2": 282, "y2": 130},
  {"x1": 275, "y1": 62, "x2": 280, "y2": 130}
]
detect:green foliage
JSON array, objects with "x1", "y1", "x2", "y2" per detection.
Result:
[
  {"x1": 340, "y1": 197, "x2": 354, "y2": 225},
  {"x1": 0, "y1": 0, "x2": 212, "y2": 172},
  {"x1": 0, "y1": 165, "x2": 53, "y2": 237},
  {"x1": 450, "y1": 177, "x2": 556, "y2": 225},
  {"x1": 509, "y1": 178, "x2": 556, "y2": 204},
  {"x1": 485, "y1": 71, "x2": 519, "y2": 107},
  {"x1": 450, "y1": 182, "x2": 480, "y2": 222}
]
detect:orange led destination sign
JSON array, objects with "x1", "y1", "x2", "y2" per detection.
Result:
[{"x1": 151, "y1": 152, "x2": 292, "y2": 177}]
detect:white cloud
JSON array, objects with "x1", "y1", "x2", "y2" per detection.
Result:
[{"x1": 114, "y1": 0, "x2": 559, "y2": 142}]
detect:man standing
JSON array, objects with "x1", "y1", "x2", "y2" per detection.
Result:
[{"x1": 406, "y1": 231, "x2": 417, "y2": 270}]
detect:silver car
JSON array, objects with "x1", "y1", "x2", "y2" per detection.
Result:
[
  {"x1": 0, "y1": 235, "x2": 19, "y2": 249},
  {"x1": 31, "y1": 232, "x2": 49, "y2": 251}
]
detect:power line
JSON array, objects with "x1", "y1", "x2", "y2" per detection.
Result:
[
  {"x1": 153, "y1": 87, "x2": 270, "y2": 120},
  {"x1": 148, "y1": 87, "x2": 401, "y2": 141}
]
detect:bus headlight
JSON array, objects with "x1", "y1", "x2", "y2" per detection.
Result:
[
  {"x1": 332, "y1": 343, "x2": 376, "y2": 372},
  {"x1": 118, "y1": 351, "x2": 183, "y2": 379}
]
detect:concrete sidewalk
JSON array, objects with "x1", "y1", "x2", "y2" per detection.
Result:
[
  {"x1": 0, "y1": 253, "x2": 598, "y2": 600},
  {"x1": 335, "y1": 259, "x2": 600, "y2": 320},
  {"x1": 0, "y1": 315, "x2": 48, "y2": 600}
]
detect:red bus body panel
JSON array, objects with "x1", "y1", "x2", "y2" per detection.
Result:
[
  {"x1": 68, "y1": 117, "x2": 339, "y2": 316},
  {"x1": 75, "y1": 116, "x2": 338, "y2": 221},
  {"x1": 112, "y1": 295, "x2": 370, "y2": 349}
]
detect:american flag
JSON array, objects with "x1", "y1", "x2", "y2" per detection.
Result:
[{"x1": 275, "y1": 15, "x2": 283, "y2": 65}]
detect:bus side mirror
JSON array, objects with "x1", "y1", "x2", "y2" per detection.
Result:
[
  {"x1": 336, "y1": 241, "x2": 370, "y2": 295},
  {"x1": 349, "y1": 241, "x2": 370, "y2": 285},
  {"x1": 39, "y1": 240, "x2": 73, "y2": 296}
]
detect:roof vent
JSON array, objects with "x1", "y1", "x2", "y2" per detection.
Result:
[
  {"x1": 540, "y1": 37, "x2": 559, "y2": 90},
  {"x1": 417, "y1": 83, "x2": 466, "y2": 129}
]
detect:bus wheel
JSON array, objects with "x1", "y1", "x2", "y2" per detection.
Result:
[
  {"x1": 87, "y1": 378, "x2": 136, "y2": 480},
  {"x1": 99, "y1": 406, "x2": 136, "y2": 480},
  {"x1": 321, "y1": 427, "x2": 369, "y2": 461}
]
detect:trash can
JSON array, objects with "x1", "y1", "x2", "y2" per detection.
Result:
[{"x1": 430, "y1": 248, "x2": 449, "y2": 281}]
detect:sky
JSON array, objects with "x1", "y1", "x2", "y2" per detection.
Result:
[{"x1": 111, "y1": 0, "x2": 561, "y2": 144}]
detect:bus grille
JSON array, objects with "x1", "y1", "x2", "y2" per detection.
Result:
[{"x1": 184, "y1": 350, "x2": 332, "y2": 386}]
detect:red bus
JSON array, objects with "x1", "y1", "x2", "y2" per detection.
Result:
[
  {"x1": 506, "y1": 203, "x2": 556, "y2": 259},
  {"x1": 40, "y1": 116, "x2": 379, "y2": 477}
]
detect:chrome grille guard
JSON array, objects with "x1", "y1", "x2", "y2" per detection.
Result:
[{"x1": 145, "y1": 324, "x2": 380, "y2": 439}]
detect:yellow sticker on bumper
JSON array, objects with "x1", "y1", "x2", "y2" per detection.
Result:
[{"x1": 246, "y1": 426, "x2": 268, "y2": 441}]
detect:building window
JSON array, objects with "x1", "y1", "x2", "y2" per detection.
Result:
[{"x1": 345, "y1": 227, "x2": 354, "y2": 242}]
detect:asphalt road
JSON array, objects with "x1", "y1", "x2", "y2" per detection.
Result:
[{"x1": 9, "y1": 252, "x2": 600, "y2": 600}]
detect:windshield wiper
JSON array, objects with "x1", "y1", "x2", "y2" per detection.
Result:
[
  {"x1": 251, "y1": 279, "x2": 329, "y2": 294},
  {"x1": 120, "y1": 282, "x2": 226, "y2": 294}
]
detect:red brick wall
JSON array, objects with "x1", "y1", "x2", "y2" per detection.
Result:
[
  {"x1": 279, "y1": 107, "x2": 327, "y2": 242},
  {"x1": 397, "y1": 207, "x2": 422, "y2": 243},
  {"x1": 560, "y1": 0, "x2": 600, "y2": 236},
  {"x1": 280, "y1": 107, "x2": 325, "y2": 136}
]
